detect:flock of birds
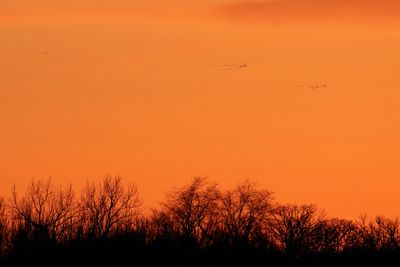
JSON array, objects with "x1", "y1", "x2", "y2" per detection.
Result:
[
  {"x1": 39, "y1": 50, "x2": 326, "y2": 91},
  {"x1": 207, "y1": 62, "x2": 327, "y2": 90}
]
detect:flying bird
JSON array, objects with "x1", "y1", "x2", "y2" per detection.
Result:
[
  {"x1": 207, "y1": 62, "x2": 247, "y2": 71},
  {"x1": 309, "y1": 84, "x2": 327, "y2": 90}
]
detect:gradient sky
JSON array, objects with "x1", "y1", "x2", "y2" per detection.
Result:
[{"x1": 1, "y1": 0, "x2": 400, "y2": 218}]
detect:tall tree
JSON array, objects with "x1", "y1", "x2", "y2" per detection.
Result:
[
  {"x1": 10, "y1": 179, "x2": 75, "y2": 243},
  {"x1": 79, "y1": 175, "x2": 141, "y2": 239},
  {"x1": 161, "y1": 177, "x2": 220, "y2": 246},
  {"x1": 220, "y1": 180, "x2": 274, "y2": 247},
  {"x1": 272, "y1": 204, "x2": 325, "y2": 258}
]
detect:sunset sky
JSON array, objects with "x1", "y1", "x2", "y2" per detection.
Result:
[{"x1": 1, "y1": 0, "x2": 400, "y2": 218}]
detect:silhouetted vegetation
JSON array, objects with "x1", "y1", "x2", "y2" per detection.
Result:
[{"x1": 0, "y1": 176, "x2": 399, "y2": 266}]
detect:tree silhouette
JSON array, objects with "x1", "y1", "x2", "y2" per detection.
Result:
[
  {"x1": 78, "y1": 175, "x2": 141, "y2": 239},
  {"x1": 0, "y1": 197, "x2": 8, "y2": 257},
  {"x1": 10, "y1": 179, "x2": 75, "y2": 243},
  {"x1": 375, "y1": 216, "x2": 400, "y2": 250},
  {"x1": 0, "y1": 176, "x2": 400, "y2": 266},
  {"x1": 271, "y1": 204, "x2": 325, "y2": 258},
  {"x1": 219, "y1": 180, "x2": 275, "y2": 248},
  {"x1": 161, "y1": 177, "x2": 220, "y2": 246}
]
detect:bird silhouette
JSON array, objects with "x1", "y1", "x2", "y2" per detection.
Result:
[{"x1": 207, "y1": 62, "x2": 247, "y2": 71}]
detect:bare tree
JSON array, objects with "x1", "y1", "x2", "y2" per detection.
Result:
[
  {"x1": 375, "y1": 216, "x2": 400, "y2": 250},
  {"x1": 219, "y1": 180, "x2": 275, "y2": 247},
  {"x1": 271, "y1": 204, "x2": 325, "y2": 258},
  {"x1": 351, "y1": 215, "x2": 380, "y2": 251},
  {"x1": 310, "y1": 218, "x2": 357, "y2": 253},
  {"x1": 0, "y1": 197, "x2": 8, "y2": 256},
  {"x1": 79, "y1": 175, "x2": 141, "y2": 239},
  {"x1": 147, "y1": 210, "x2": 178, "y2": 245},
  {"x1": 9, "y1": 179, "x2": 75, "y2": 243},
  {"x1": 161, "y1": 177, "x2": 220, "y2": 245},
  {"x1": 352, "y1": 216, "x2": 400, "y2": 252}
]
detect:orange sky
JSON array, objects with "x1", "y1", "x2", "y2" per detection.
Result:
[{"x1": 1, "y1": 0, "x2": 400, "y2": 219}]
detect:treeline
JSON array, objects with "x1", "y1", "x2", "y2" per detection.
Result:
[{"x1": 0, "y1": 176, "x2": 399, "y2": 266}]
